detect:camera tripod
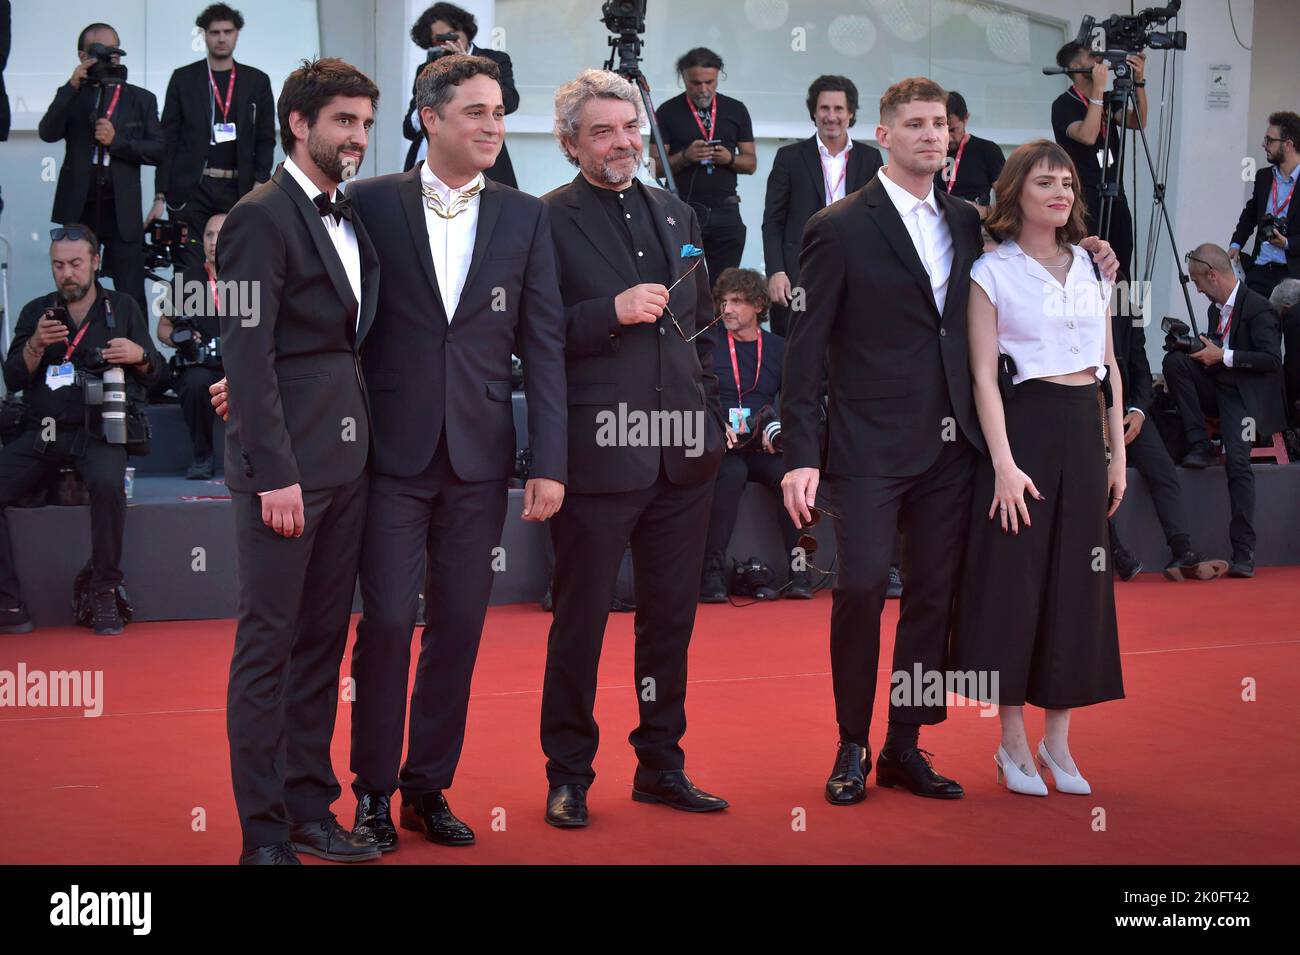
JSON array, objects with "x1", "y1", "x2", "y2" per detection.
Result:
[{"x1": 604, "y1": 35, "x2": 678, "y2": 196}]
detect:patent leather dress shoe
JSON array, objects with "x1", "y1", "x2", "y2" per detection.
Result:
[
  {"x1": 238, "y1": 842, "x2": 301, "y2": 865},
  {"x1": 825, "y1": 741, "x2": 870, "y2": 805},
  {"x1": 545, "y1": 784, "x2": 589, "y2": 828},
  {"x1": 875, "y1": 747, "x2": 964, "y2": 799},
  {"x1": 289, "y1": 817, "x2": 381, "y2": 862},
  {"x1": 353, "y1": 793, "x2": 398, "y2": 852},
  {"x1": 1163, "y1": 550, "x2": 1228, "y2": 581},
  {"x1": 631, "y1": 769, "x2": 729, "y2": 812},
  {"x1": 400, "y1": 791, "x2": 475, "y2": 846}
]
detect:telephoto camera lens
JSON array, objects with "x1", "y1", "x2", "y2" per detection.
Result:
[{"x1": 101, "y1": 367, "x2": 129, "y2": 444}]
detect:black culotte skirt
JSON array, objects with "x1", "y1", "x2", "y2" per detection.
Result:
[{"x1": 951, "y1": 379, "x2": 1125, "y2": 708}]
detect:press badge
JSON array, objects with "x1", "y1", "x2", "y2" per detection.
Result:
[
  {"x1": 728, "y1": 406, "x2": 751, "y2": 433},
  {"x1": 46, "y1": 362, "x2": 75, "y2": 390},
  {"x1": 213, "y1": 122, "x2": 237, "y2": 143}
]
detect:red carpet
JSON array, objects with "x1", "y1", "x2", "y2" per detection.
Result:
[{"x1": 2, "y1": 569, "x2": 1297, "y2": 865}]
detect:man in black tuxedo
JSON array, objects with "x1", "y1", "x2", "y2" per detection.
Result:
[
  {"x1": 538, "y1": 69, "x2": 728, "y2": 828},
  {"x1": 152, "y1": 3, "x2": 275, "y2": 275},
  {"x1": 219, "y1": 58, "x2": 383, "y2": 865},
  {"x1": 38, "y1": 23, "x2": 163, "y2": 313},
  {"x1": 781, "y1": 78, "x2": 1116, "y2": 806},
  {"x1": 763, "y1": 75, "x2": 882, "y2": 337},
  {"x1": 343, "y1": 54, "x2": 566, "y2": 853},
  {"x1": 402, "y1": 3, "x2": 518, "y2": 188},
  {"x1": 1163, "y1": 243, "x2": 1287, "y2": 579}
]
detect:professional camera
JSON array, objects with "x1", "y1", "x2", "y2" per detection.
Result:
[
  {"x1": 143, "y1": 219, "x2": 189, "y2": 280},
  {"x1": 167, "y1": 318, "x2": 221, "y2": 371},
  {"x1": 513, "y1": 446, "x2": 532, "y2": 488},
  {"x1": 84, "y1": 41, "x2": 128, "y2": 86},
  {"x1": 1073, "y1": 2, "x2": 1185, "y2": 81},
  {"x1": 1162, "y1": 316, "x2": 1219, "y2": 355},
  {"x1": 1260, "y1": 213, "x2": 1290, "y2": 244},
  {"x1": 743, "y1": 404, "x2": 783, "y2": 453},
  {"x1": 731, "y1": 556, "x2": 778, "y2": 600},
  {"x1": 78, "y1": 362, "x2": 129, "y2": 445}
]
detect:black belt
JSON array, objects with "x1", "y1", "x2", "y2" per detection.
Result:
[
  {"x1": 1256, "y1": 262, "x2": 1287, "y2": 270},
  {"x1": 698, "y1": 195, "x2": 740, "y2": 208}
]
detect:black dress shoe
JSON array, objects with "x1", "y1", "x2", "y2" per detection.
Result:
[
  {"x1": 1163, "y1": 550, "x2": 1228, "y2": 581},
  {"x1": 824, "y1": 741, "x2": 869, "y2": 805},
  {"x1": 785, "y1": 570, "x2": 814, "y2": 599},
  {"x1": 1228, "y1": 553, "x2": 1255, "y2": 578},
  {"x1": 1113, "y1": 546, "x2": 1143, "y2": 582},
  {"x1": 0, "y1": 605, "x2": 34, "y2": 634},
  {"x1": 1180, "y1": 443, "x2": 1219, "y2": 469},
  {"x1": 353, "y1": 793, "x2": 398, "y2": 852},
  {"x1": 238, "y1": 842, "x2": 301, "y2": 865},
  {"x1": 186, "y1": 456, "x2": 214, "y2": 480},
  {"x1": 399, "y1": 791, "x2": 475, "y2": 846},
  {"x1": 699, "y1": 551, "x2": 728, "y2": 603},
  {"x1": 875, "y1": 747, "x2": 964, "y2": 799},
  {"x1": 631, "y1": 769, "x2": 729, "y2": 812},
  {"x1": 545, "y1": 784, "x2": 589, "y2": 828},
  {"x1": 91, "y1": 591, "x2": 122, "y2": 636},
  {"x1": 289, "y1": 817, "x2": 382, "y2": 862},
  {"x1": 886, "y1": 565, "x2": 903, "y2": 599}
]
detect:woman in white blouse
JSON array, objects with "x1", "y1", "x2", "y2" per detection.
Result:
[{"x1": 951, "y1": 139, "x2": 1126, "y2": 797}]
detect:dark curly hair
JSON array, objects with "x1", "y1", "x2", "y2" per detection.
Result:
[
  {"x1": 806, "y1": 75, "x2": 859, "y2": 127},
  {"x1": 197, "y1": 3, "x2": 244, "y2": 31},
  {"x1": 712, "y1": 268, "x2": 770, "y2": 321},
  {"x1": 277, "y1": 58, "x2": 379, "y2": 155},
  {"x1": 1268, "y1": 111, "x2": 1300, "y2": 152},
  {"x1": 410, "y1": 3, "x2": 477, "y2": 49}
]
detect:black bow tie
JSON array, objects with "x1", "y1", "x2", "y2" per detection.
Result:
[{"x1": 314, "y1": 191, "x2": 351, "y2": 224}]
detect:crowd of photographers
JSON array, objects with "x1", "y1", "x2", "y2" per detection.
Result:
[{"x1": 3, "y1": 2, "x2": 1298, "y2": 632}]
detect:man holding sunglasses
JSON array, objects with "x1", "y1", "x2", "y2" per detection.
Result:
[{"x1": 538, "y1": 69, "x2": 728, "y2": 828}]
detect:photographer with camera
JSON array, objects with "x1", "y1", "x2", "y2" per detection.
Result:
[
  {"x1": 1162, "y1": 244, "x2": 1286, "y2": 578},
  {"x1": 149, "y1": 4, "x2": 275, "y2": 277},
  {"x1": 1051, "y1": 40, "x2": 1146, "y2": 281},
  {"x1": 0, "y1": 226, "x2": 162, "y2": 635},
  {"x1": 156, "y1": 212, "x2": 226, "y2": 479},
  {"x1": 401, "y1": 4, "x2": 518, "y2": 187},
  {"x1": 652, "y1": 48, "x2": 756, "y2": 279},
  {"x1": 38, "y1": 23, "x2": 163, "y2": 314},
  {"x1": 698, "y1": 268, "x2": 807, "y2": 602}
]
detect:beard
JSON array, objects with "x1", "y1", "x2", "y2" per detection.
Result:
[
  {"x1": 690, "y1": 91, "x2": 714, "y2": 109},
  {"x1": 584, "y1": 147, "x2": 642, "y2": 187},
  {"x1": 60, "y1": 278, "x2": 93, "y2": 303},
  {"x1": 307, "y1": 129, "x2": 364, "y2": 183}
]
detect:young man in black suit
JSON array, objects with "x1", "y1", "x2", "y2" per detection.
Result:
[
  {"x1": 763, "y1": 75, "x2": 882, "y2": 336},
  {"x1": 781, "y1": 78, "x2": 1116, "y2": 807},
  {"x1": 38, "y1": 22, "x2": 163, "y2": 313},
  {"x1": 219, "y1": 58, "x2": 382, "y2": 866},
  {"x1": 538, "y1": 69, "x2": 728, "y2": 828},
  {"x1": 152, "y1": 3, "x2": 276, "y2": 275},
  {"x1": 1163, "y1": 243, "x2": 1287, "y2": 579},
  {"x1": 343, "y1": 54, "x2": 566, "y2": 853}
]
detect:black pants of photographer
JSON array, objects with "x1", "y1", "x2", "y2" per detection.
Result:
[
  {"x1": 705, "y1": 447, "x2": 799, "y2": 569},
  {"x1": 173, "y1": 176, "x2": 240, "y2": 276},
  {"x1": 1107, "y1": 413, "x2": 1193, "y2": 560},
  {"x1": 0, "y1": 429, "x2": 127, "y2": 608},
  {"x1": 1083, "y1": 186, "x2": 1133, "y2": 283},
  {"x1": 77, "y1": 182, "x2": 146, "y2": 314},
  {"x1": 176, "y1": 365, "x2": 223, "y2": 461},
  {"x1": 1162, "y1": 353, "x2": 1256, "y2": 557},
  {"x1": 697, "y1": 202, "x2": 746, "y2": 280}
]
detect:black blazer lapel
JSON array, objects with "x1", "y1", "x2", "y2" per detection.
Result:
[
  {"x1": 847, "y1": 141, "x2": 872, "y2": 193},
  {"x1": 862, "y1": 175, "x2": 938, "y2": 311},
  {"x1": 566, "y1": 174, "x2": 638, "y2": 286},
  {"x1": 352, "y1": 210, "x2": 380, "y2": 349},
  {"x1": 454, "y1": 176, "x2": 502, "y2": 322},
  {"x1": 801, "y1": 137, "x2": 827, "y2": 209},
  {"x1": 397, "y1": 165, "x2": 449, "y2": 323},
  {"x1": 272, "y1": 165, "x2": 359, "y2": 317},
  {"x1": 643, "y1": 183, "x2": 683, "y2": 286},
  {"x1": 936, "y1": 188, "x2": 977, "y2": 324}
]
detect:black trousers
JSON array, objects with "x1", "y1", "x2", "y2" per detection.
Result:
[
  {"x1": 697, "y1": 203, "x2": 746, "y2": 281},
  {"x1": 541, "y1": 470, "x2": 715, "y2": 788},
  {"x1": 350, "y1": 441, "x2": 508, "y2": 801},
  {"x1": 0, "y1": 428, "x2": 127, "y2": 607},
  {"x1": 1162, "y1": 351, "x2": 1257, "y2": 556},
  {"x1": 173, "y1": 176, "x2": 241, "y2": 276},
  {"x1": 1110, "y1": 410, "x2": 1190, "y2": 557},
  {"x1": 175, "y1": 364, "x2": 222, "y2": 460},
  {"x1": 1083, "y1": 186, "x2": 1134, "y2": 283},
  {"x1": 1247, "y1": 263, "x2": 1300, "y2": 424},
  {"x1": 704, "y1": 447, "x2": 799, "y2": 571},
  {"x1": 226, "y1": 472, "x2": 368, "y2": 851},
  {"x1": 77, "y1": 185, "x2": 146, "y2": 314},
  {"x1": 826, "y1": 434, "x2": 976, "y2": 744}
]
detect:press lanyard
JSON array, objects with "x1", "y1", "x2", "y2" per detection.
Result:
[
  {"x1": 821, "y1": 143, "x2": 850, "y2": 204},
  {"x1": 208, "y1": 63, "x2": 236, "y2": 123},
  {"x1": 1218, "y1": 303, "x2": 1233, "y2": 340},
  {"x1": 691, "y1": 97, "x2": 718, "y2": 141},
  {"x1": 727, "y1": 330, "x2": 762, "y2": 399},
  {"x1": 63, "y1": 316, "x2": 93, "y2": 362},
  {"x1": 1270, "y1": 169, "x2": 1294, "y2": 217},
  {"x1": 946, "y1": 134, "x2": 970, "y2": 194}
]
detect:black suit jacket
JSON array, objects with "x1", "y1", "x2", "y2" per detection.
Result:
[
  {"x1": 541, "y1": 175, "x2": 725, "y2": 494},
  {"x1": 762, "y1": 136, "x2": 882, "y2": 282},
  {"x1": 39, "y1": 81, "x2": 163, "y2": 241},
  {"x1": 402, "y1": 47, "x2": 518, "y2": 187},
  {"x1": 1231, "y1": 166, "x2": 1300, "y2": 277},
  {"x1": 1210, "y1": 285, "x2": 1287, "y2": 437},
  {"x1": 346, "y1": 167, "x2": 566, "y2": 484},
  {"x1": 217, "y1": 164, "x2": 378, "y2": 494},
  {"x1": 157, "y1": 59, "x2": 275, "y2": 207},
  {"x1": 1113, "y1": 311, "x2": 1155, "y2": 418},
  {"x1": 782, "y1": 173, "x2": 985, "y2": 478}
]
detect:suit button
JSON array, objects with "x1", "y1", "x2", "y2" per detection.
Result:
[
  {"x1": 245, "y1": 468, "x2": 253, "y2": 477},
  {"x1": 658, "y1": 326, "x2": 665, "y2": 336},
  {"x1": 939, "y1": 327, "x2": 947, "y2": 337},
  {"x1": 655, "y1": 385, "x2": 663, "y2": 392}
]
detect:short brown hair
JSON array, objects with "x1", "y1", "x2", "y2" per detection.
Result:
[
  {"x1": 712, "y1": 268, "x2": 769, "y2": 320},
  {"x1": 1268, "y1": 110, "x2": 1300, "y2": 151},
  {"x1": 984, "y1": 139, "x2": 1088, "y2": 246},
  {"x1": 278, "y1": 58, "x2": 379, "y2": 154},
  {"x1": 879, "y1": 77, "x2": 946, "y2": 124}
]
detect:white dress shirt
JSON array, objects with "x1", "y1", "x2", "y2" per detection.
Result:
[
  {"x1": 283, "y1": 155, "x2": 361, "y2": 329},
  {"x1": 878, "y1": 167, "x2": 953, "y2": 314},
  {"x1": 1218, "y1": 281, "x2": 1240, "y2": 369},
  {"x1": 817, "y1": 135, "x2": 853, "y2": 205},
  {"x1": 420, "y1": 164, "x2": 483, "y2": 322}
]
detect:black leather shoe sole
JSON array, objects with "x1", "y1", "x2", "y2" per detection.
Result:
[
  {"x1": 874, "y1": 770, "x2": 964, "y2": 799},
  {"x1": 544, "y1": 807, "x2": 589, "y2": 828},
  {"x1": 290, "y1": 840, "x2": 381, "y2": 862},
  {"x1": 823, "y1": 785, "x2": 866, "y2": 806},
  {"x1": 1228, "y1": 564, "x2": 1255, "y2": 578},
  {"x1": 630, "y1": 788, "x2": 729, "y2": 812},
  {"x1": 355, "y1": 826, "x2": 398, "y2": 852},
  {"x1": 399, "y1": 815, "x2": 474, "y2": 846},
  {"x1": 699, "y1": 592, "x2": 727, "y2": 604}
]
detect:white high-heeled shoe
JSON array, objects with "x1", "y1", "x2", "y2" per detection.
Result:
[
  {"x1": 1036, "y1": 740, "x2": 1091, "y2": 795},
  {"x1": 994, "y1": 745, "x2": 1048, "y2": 796}
]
